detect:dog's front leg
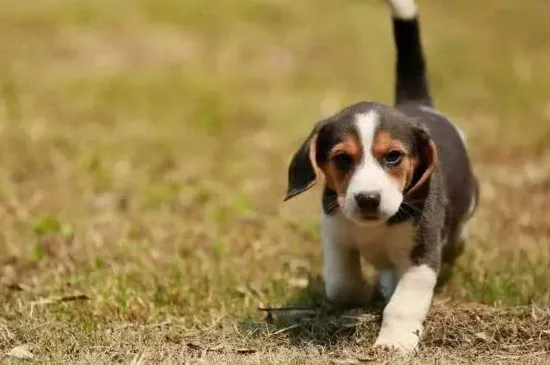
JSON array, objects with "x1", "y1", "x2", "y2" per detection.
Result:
[
  {"x1": 373, "y1": 263, "x2": 438, "y2": 353},
  {"x1": 321, "y1": 217, "x2": 367, "y2": 307}
]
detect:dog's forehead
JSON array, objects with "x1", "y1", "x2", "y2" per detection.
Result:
[
  {"x1": 370, "y1": 107, "x2": 416, "y2": 146},
  {"x1": 315, "y1": 112, "x2": 359, "y2": 158},
  {"x1": 318, "y1": 102, "x2": 415, "y2": 152}
]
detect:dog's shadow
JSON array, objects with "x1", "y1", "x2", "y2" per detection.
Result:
[
  {"x1": 239, "y1": 270, "x2": 454, "y2": 349},
  {"x1": 239, "y1": 275, "x2": 386, "y2": 348}
]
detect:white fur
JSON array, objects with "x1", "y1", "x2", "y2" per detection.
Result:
[
  {"x1": 322, "y1": 214, "x2": 367, "y2": 305},
  {"x1": 321, "y1": 213, "x2": 416, "y2": 306},
  {"x1": 341, "y1": 111, "x2": 403, "y2": 222},
  {"x1": 374, "y1": 264, "x2": 437, "y2": 352},
  {"x1": 378, "y1": 269, "x2": 397, "y2": 299},
  {"x1": 385, "y1": 0, "x2": 418, "y2": 20},
  {"x1": 322, "y1": 213, "x2": 433, "y2": 353}
]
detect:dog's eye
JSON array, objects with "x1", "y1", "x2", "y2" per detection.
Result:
[
  {"x1": 384, "y1": 150, "x2": 403, "y2": 167},
  {"x1": 332, "y1": 153, "x2": 354, "y2": 171}
]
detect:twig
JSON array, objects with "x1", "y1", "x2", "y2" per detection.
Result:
[
  {"x1": 186, "y1": 343, "x2": 256, "y2": 355},
  {"x1": 59, "y1": 294, "x2": 90, "y2": 302},
  {"x1": 258, "y1": 306, "x2": 320, "y2": 313},
  {"x1": 269, "y1": 323, "x2": 302, "y2": 336}
]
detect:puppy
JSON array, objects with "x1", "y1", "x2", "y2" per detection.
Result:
[{"x1": 283, "y1": 0, "x2": 479, "y2": 353}]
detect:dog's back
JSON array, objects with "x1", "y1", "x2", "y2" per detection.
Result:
[{"x1": 386, "y1": 0, "x2": 479, "y2": 263}]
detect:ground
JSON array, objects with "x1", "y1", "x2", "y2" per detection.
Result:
[{"x1": 0, "y1": 0, "x2": 549, "y2": 364}]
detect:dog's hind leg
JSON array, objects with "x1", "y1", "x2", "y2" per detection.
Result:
[{"x1": 438, "y1": 182, "x2": 479, "y2": 288}]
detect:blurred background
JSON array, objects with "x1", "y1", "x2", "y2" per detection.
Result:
[{"x1": 0, "y1": 0, "x2": 549, "y2": 361}]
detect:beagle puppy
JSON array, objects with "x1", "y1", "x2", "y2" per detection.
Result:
[{"x1": 283, "y1": 0, "x2": 478, "y2": 353}]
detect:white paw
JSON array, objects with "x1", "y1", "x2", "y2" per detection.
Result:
[{"x1": 373, "y1": 328, "x2": 421, "y2": 354}]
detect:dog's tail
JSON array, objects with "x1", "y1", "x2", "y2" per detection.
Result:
[{"x1": 385, "y1": 0, "x2": 433, "y2": 107}]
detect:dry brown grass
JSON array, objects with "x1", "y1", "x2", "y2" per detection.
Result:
[{"x1": 0, "y1": 0, "x2": 549, "y2": 363}]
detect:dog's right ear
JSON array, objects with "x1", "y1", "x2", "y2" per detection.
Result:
[
  {"x1": 405, "y1": 124, "x2": 439, "y2": 200},
  {"x1": 284, "y1": 126, "x2": 322, "y2": 201}
]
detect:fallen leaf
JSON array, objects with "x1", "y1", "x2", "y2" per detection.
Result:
[
  {"x1": 129, "y1": 351, "x2": 147, "y2": 365},
  {"x1": 475, "y1": 332, "x2": 493, "y2": 342},
  {"x1": 4, "y1": 283, "x2": 34, "y2": 292},
  {"x1": 269, "y1": 323, "x2": 301, "y2": 336},
  {"x1": 331, "y1": 358, "x2": 361, "y2": 365},
  {"x1": 186, "y1": 343, "x2": 227, "y2": 353},
  {"x1": 258, "y1": 306, "x2": 319, "y2": 320},
  {"x1": 235, "y1": 348, "x2": 256, "y2": 354},
  {"x1": 30, "y1": 294, "x2": 90, "y2": 306},
  {"x1": 5, "y1": 283, "x2": 23, "y2": 291},
  {"x1": 8, "y1": 344, "x2": 34, "y2": 359},
  {"x1": 355, "y1": 356, "x2": 378, "y2": 362},
  {"x1": 209, "y1": 344, "x2": 225, "y2": 352},
  {"x1": 59, "y1": 294, "x2": 90, "y2": 302},
  {"x1": 186, "y1": 343, "x2": 204, "y2": 351}
]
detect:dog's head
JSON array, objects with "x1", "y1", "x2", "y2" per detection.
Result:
[{"x1": 284, "y1": 102, "x2": 438, "y2": 225}]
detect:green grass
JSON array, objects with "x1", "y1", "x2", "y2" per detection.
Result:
[{"x1": 0, "y1": 0, "x2": 549, "y2": 363}]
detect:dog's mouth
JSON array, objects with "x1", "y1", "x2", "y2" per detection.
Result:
[
  {"x1": 340, "y1": 198, "x2": 390, "y2": 225},
  {"x1": 359, "y1": 212, "x2": 380, "y2": 220},
  {"x1": 350, "y1": 212, "x2": 387, "y2": 226}
]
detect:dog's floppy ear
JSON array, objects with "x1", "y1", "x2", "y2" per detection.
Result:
[
  {"x1": 405, "y1": 125, "x2": 439, "y2": 199},
  {"x1": 284, "y1": 124, "x2": 323, "y2": 201}
]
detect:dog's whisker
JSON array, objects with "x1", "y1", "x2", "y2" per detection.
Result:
[
  {"x1": 398, "y1": 207, "x2": 412, "y2": 221},
  {"x1": 402, "y1": 198, "x2": 421, "y2": 209},
  {"x1": 402, "y1": 200, "x2": 423, "y2": 215},
  {"x1": 326, "y1": 199, "x2": 340, "y2": 213}
]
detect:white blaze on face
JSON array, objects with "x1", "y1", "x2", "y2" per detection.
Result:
[
  {"x1": 385, "y1": 0, "x2": 418, "y2": 20},
  {"x1": 342, "y1": 111, "x2": 403, "y2": 223}
]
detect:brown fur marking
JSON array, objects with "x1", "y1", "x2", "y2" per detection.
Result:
[
  {"x1": 372, "y1": 131, "x2": 415, "y2": 192},
  {"x1": 319, "y1": 135, "x2": 362, "y2": 197}
]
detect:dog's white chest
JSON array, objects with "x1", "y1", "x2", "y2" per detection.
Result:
[
  {"x1": 323, "y1": 214, "x2": 416, "y2": 269},
  {"x1": 356, "y1": 223, "x2": 416, "y2": 268}
]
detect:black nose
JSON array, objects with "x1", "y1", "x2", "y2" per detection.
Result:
[{"x1": 355, "y1": 191, "x2": 381, "y2": 213}]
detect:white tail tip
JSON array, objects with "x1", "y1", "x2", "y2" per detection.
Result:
[{"x1": 385, "y1": 0, "x2": 418, "y2": 20}]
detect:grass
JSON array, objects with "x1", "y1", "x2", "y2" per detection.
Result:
[{"x1": 0, "y1": 0, "x2": 549, "y2": 363}]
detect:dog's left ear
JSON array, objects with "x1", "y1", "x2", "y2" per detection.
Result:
[
  {"x1": 284, "y1": 125, "x2": 323, "y2": 201},
  {"x1": 405, "y1": 125, "x2": 439, "y2": 199}
]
